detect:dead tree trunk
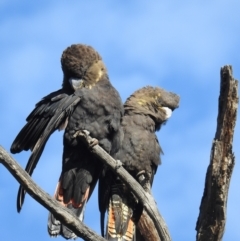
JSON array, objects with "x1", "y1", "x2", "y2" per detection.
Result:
[{"x1": 196, "y1": 65, "x2": 238, "y2": 241}]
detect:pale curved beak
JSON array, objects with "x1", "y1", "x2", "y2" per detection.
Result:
[
  {"x1": 69, "y1": 78, "x2": 84, "y2": 90},
  {"x1": 162, "y1": 107, "x2": 172, "y2": 120}
]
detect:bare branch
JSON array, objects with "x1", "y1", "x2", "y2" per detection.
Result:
[
  {"x1": 1, "y1": 130, "x2": 171, "y2": 241},
  {"x1": 76, "y1": 130, "x2": 171, "y2": 241},
  {"x1": 1, "y1": 129, "x2": 170, "y2": 241},
  {"x1": 0, "y1": 146, "x2": 107, "y2": 241},
  {"x1": 196, "y1": 65, "x2": 238, "y2": 241}
]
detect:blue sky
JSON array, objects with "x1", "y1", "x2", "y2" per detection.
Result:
[{"x1": 1, "y1": 1, "x2": 240, "y2": 240}]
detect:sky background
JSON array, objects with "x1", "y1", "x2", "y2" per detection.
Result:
[{"x1": 1, "y1": 1, "x2": 240, "y2": 240}]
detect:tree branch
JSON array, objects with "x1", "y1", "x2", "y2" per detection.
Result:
[
  {"x1": 76, "y1": 130, "x2": 171, "y2": 241},
  {"x1": 0, "y1": 146, "x2": 107, "y2": 241},
  {"x1": 1, "y1": 130, "x2": 171, "y2": 241},
  {"x1": 196, "y1": 65, "x2": 238, "y2": 241}
]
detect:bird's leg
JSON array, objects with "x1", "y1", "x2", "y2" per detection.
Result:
[
  {"x1": 136, "y1": 171, "x2": 152, "y2": 195},
  {"x1": 73, "y1": 130, "x2": 99, "y2": 149},
  {"x1": 82, "y1": 130, "x2": 99, "y2": 148},
  {"x1": 73, "y1": 129, "x2": 90, "y2": 138}
]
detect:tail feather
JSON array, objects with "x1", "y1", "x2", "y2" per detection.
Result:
[
  {"x1": 47, "y1": 212, "x2": 61, "y2": 237},
  {"x1": 106, "y1": 183, "x2": 135, "y2": 241},
  {"x1": 48, "y1": 180, "x2": 88, "y2": 239},
  {"x1": 106, "y1": 200, "x2": 135, "y2": 241},
  {"x1": 61, "y1": 225, "x2": 77, "y2": 240}
]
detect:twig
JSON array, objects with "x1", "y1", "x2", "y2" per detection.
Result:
[
  {"x1": 196, "y1": 65, "x2": 238, "y2": 241},
  {"x1": 0, "y1": 146, "x2": 107, "y2": 241}
]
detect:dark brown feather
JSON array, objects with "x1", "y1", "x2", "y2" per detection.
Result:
[
  {"x1": 10, "y1": 44, "x2": 123, "y2": 240},
  {"x1": 99, "y1": 86, "x2": 180, "y2": 241}
]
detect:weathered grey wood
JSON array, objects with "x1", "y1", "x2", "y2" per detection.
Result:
[
  {"x1": 0, "y1": 146, "x2": 107, "y2": 241},
  {"x1": 76, "y1": 130, "x2": 171, "y2": 241},
  {"x1": 196, "y1": 65, "x2": 238, "y2": 241}
]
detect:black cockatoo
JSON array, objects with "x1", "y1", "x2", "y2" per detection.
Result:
[
  {"x1": 10, "y1": 44, "x2": 123, "y2": 239},
  {"x1": 99, "y1": 86, "x2": 180, "y2": 241}
]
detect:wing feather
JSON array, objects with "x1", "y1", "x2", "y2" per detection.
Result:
[{"x1": 15, "y1": 91, "x2": 81, "y2": 212}]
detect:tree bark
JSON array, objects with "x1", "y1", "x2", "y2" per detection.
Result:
[{"x1": 196, "y1": 65, "x2": 238, "y2": 241}]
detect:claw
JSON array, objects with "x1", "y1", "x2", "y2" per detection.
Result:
[
  {"x1": 89, "y1": 138, "x2": 99, "y2": 148},
  {"x1": 73, "y1": 130, "x2": 99, "y2": 149},
  {"x1": 82, "y1": 130, "x2": 90, "y2": 136},
  {"x1": 115, "y1": 160, "x2": 122, "y2": 170}
]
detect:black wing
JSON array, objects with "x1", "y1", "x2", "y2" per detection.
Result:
[
  {"x1": 11, "y1": 89, "x2": 67, "y2": 153},
  {"x1": 11, "y1": 90, "x2": 81, "y2": 212}
]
